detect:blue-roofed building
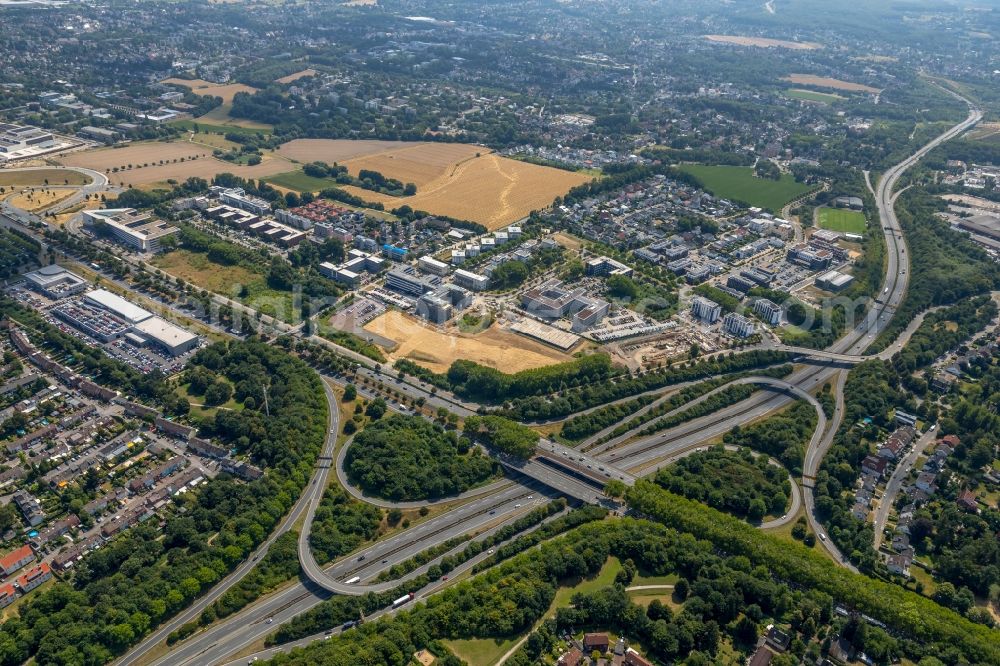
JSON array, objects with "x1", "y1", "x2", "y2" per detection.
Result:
[{"x1": 383, "y1": 244, "x2": 408, "y2": 261}]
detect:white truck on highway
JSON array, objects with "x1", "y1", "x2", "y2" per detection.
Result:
[{"x1": 392, "y1": 592, "x2": 415, "y2": 608}]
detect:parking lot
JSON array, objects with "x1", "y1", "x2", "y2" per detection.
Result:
[{"x1": 5, "y1": 283, "x2": 197, "y2": 376}]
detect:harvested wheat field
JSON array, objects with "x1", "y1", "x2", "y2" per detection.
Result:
[
  {"x1": 705, "y1": 35, "x2": 821, "y2": 50},
  {"x1": 276, "y1": 139, "x2": 418, "y2": 164},
  {"x1": 363, "y1": 310, "x2": 572, "y2": 374},
  {"x1": 161, "y1": 78, "x2": 258, "y2": 104},
  {"x1": 345, "y1": 151, "x2": 590, "y2": 229},
  {"x1": 342, "y1": 142, "x2": 486, "y2": 189},
  {"x1": 58, "y1": 142, "x2": 293, "y2": 188},
  {"x1": 276, "y1": 68, "x2": 319, "y2": 84},
  {"x1": 782, "y1": 74, "x2": 881, "y2": 93},
  {"x1": 277, "y1": 139, "x2": 589, "y2": 228}
]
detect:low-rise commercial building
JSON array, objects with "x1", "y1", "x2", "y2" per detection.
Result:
[
  {"x1": 418, "y1": 255, "x2": 450, "y2": 276},
  {"x1": 815, "y1": 270, "x2": 855, "y2": 292},
  {"x1": 130, "y1": 316, "x2": 200, "y2": 356},
  {"x1": 453, "y1": 268, "x2": 490, "y2": 291},
  {"x1": 24, "y1": 265, "x2": 88, "y2": 299},
  {"x1": 83, "y1": 209, "x2": 179, "y2": 253}
]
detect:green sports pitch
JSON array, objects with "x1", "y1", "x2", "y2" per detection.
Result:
[{"x1": 817, "y1": 207, "x2": 866, "y2": 234}]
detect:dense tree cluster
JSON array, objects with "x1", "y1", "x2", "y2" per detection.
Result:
[
  {"x1": 625, "y1": 482, "x2": 999, "y2": 665},
  {"x1": 654, "y1": 446, "x2": 791, "y2": 521},
  {"x1": 872, "y1": 191, "x2": 999, "y2": 351},
  {"x1": 0, "y1": 229, "x2": 39, "y2": 278},
  {"x1": 346, "y1": 415, "x2": 498, "y2": 501},
  {"x1": 463, "y1": 415, "x2": 540, "y2": 459},
  {"x1": 396, "y1": 353, "x2": 617, "y2": 404},
  {"x1": 560, "y1": 395, "x2": 655, "y2": 441},
  {"x1": 309, "y1": 486, "x2": 383, "y2": 563},
  {"x1": 495, "y1": 350, "x2": 791, "y2": 421},
  {"x1": 723, "y1": 400, "x2": 819, "y2": 475}
]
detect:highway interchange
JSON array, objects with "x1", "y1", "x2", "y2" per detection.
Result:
[{"x1": 0, "y1": 95, "x2": 982, "y2": 665}]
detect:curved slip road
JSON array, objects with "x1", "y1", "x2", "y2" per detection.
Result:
[{"x1": 113, "y1": 377, "x2": 343, "y2": 666}]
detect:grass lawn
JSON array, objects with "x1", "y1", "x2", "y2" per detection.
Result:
[
  {"x1": 151, "y1": 249, "x2": 296, "y2": 322},
  {"x1": 631, "y1": 572, "x2": 678, "y2": 587},
  {"x1": 442, "y1": 637, "x2": 520, "y2": 666},
  {"x1": 817, "y1": 207, "x2": 867, "y2": 234},
  {"x1": 175, "y1": 382, "x2": 243, "y2": 421},
  {"x1": 0, "y1": 168, "x2": 92, "y2": 187},
  {"x1": 678, "y1": 164, "x2": 815, "y2": 211},
  {"x1": 169, "y1": 119, "x2": 271, "y2": 135},
  {"x1": 786, "y1": 88, "x2": 845, "y2": 104},
  {"x1": 545, "y1": 556, "x2": 623, "y2": 619}
]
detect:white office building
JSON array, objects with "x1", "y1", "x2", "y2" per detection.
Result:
[
  {"x1": 753, "y1": 298, "x2": 782, "y2": 325},
  {"x1": 83, "y1": 209, "x2": 179, "y2": 253},
  {"x1": 418, "y1": 255, "x2": 450, "y2": 277},
  {"x1": 723, "y1": 312, "x2": 755, "y2": 338},
  {"x1": 690, "y1": 296, "x2": 722, "y2": 324}
]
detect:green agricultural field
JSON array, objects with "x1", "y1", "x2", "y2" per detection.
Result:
[
  {"x1": 817, "y1": 207, "x2": 867, "y2": 234},
  {"x1": 785, "y1": 88, "x2": 845, "y2": 104},
  {"x1": 263, "y1": 170, "x2": 337, "y2": 193},
  {"x1": 678, "y1": 164, "x2": 815, "y2": 211}
]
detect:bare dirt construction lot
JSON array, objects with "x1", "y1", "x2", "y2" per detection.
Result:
[
  {"x1": 276, "y1": 139, "x2": 418, "y2": 164},
  {"x1": 363, "y1": 310, "x2": 572, "y2": 374},
  {"x1": 57, "y1": 142, "x2": 293, "y2": 189},
  {"x1": 0, "y1": 168, "x2": 92, "y2": 187},
  {"x1": 275, "y1": 68, "x2": 318, "y2": 84},
  {"x1": 782, "y1": 74, "x2": 881, "y2": 93},
  {"x1": 704, "y1": 35, "x2": 821, "y2": 50}
]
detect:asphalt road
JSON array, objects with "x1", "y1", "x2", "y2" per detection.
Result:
[
  {"x1": 154, "y1": 487, "x2": 557, "y2": 666},
  {"x1": 16, "y1": 97, "x2": 986, "y2": 665},
  {"x1": 113, "y1": 378, "x2": 344, "y2": 666},
  {"x1": 872, "y1": 428, "x2": 936, "y2": 550}
]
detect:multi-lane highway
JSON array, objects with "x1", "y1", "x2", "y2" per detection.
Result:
[
  {"x1": 12, "y1": 96, "x2": 982, "y2": 666},
  {"x1": 114, "y1": 378, "x2": 344, "y2": 666}
]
